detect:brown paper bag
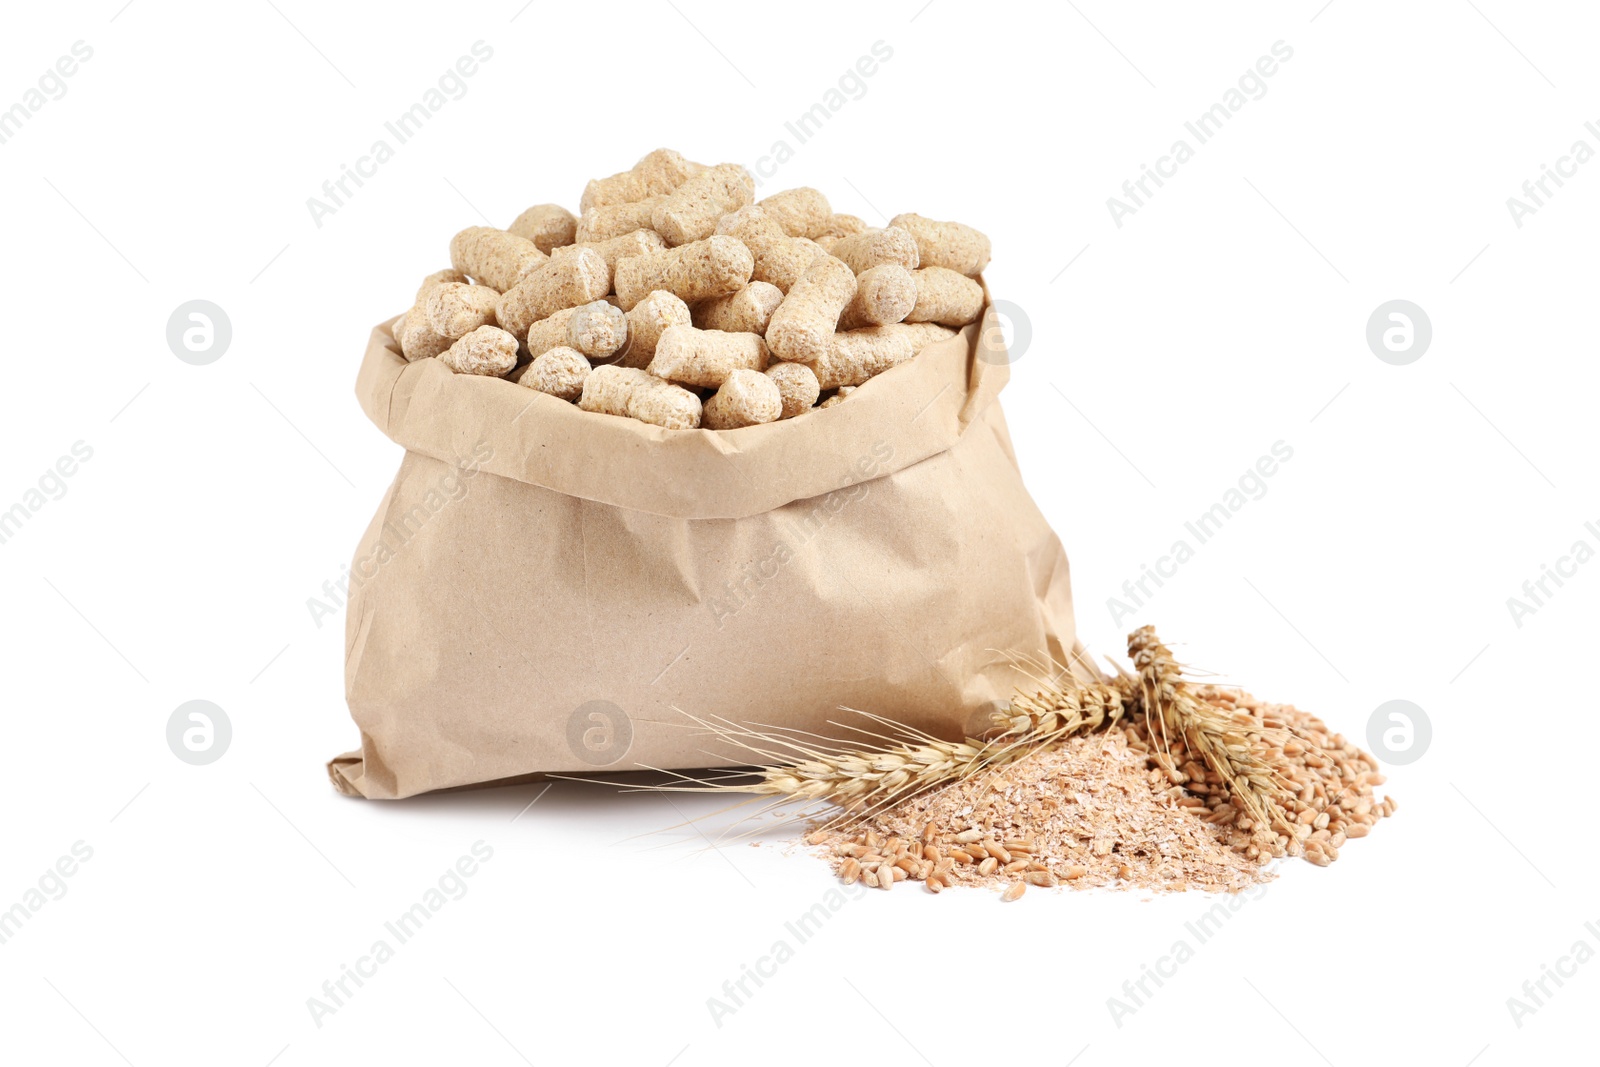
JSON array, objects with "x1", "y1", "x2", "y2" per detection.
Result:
[{"x1": 328, "y1": 297, "x2": 1092, "y2": 799}]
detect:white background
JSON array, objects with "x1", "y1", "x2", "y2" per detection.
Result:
[{"x1": 2, "y1": 1, "x2": 1594, "y2": 1064}]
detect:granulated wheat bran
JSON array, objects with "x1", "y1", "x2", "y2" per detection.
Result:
[{"x1": 814, "y1": 686, "x2": 1393, "y2": 898}]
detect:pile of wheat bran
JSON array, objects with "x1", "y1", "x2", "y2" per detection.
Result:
[{"x1": 813, "y1": 688, "x2": 1394, "y2": 899}]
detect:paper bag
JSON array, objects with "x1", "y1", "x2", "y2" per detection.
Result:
[{"x1": 328, "y1": 297, "x2": 1091, "y2": 799}]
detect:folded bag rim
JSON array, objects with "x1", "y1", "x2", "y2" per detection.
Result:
[{"x1": 356, "y1": 284, "x2": 1013, "y2": 521}]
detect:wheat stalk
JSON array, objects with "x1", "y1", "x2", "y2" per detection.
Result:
[
  {"x1": 1126, "y1": 625, "x2": 1293, "y2": 837},
  {"x1": 674, "y1": 675, "x2": 1129, "y2": 820}
]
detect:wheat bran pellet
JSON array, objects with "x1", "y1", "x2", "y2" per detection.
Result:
[
  {"x1": 397, "y1": 278, "x2": 455, "y2": 362},
  {"x1": 618, "y1": 290, "x2": 692, "y2": 369},
  {"x1": 716, "y1": 206, "x2": 827, "y2": 293},
  {"x1": 524, "y1": 306, "x2": 582, "y2": 360},
  {"x1": 449, "y1": 226, "x2": 548, "y2": 291},
  {"x1": 580, "y1": 148, "x2": 704, "y2": 213},
  {"x1": 545, "y1": 244, "x2": 612, "y2": 296},
  {"x1": 904, "y1": 266, "x2": 984, "y2": 327},
  {"x1": 817, "y1": 213, "x2": 867, "y2": 240},
  {"x1": 576, "y1": 199, "x2": 663, "y2": 244},
  {"x1": 579, "y1": 365, "x2": 702, "y2": 430},
  {"x1": 626, "y1": 373, "x2": 703, "y2": 430},
  {"x1": 756, "y1": 187, "x2": 832, "y2": 239},
  {"x1": 567, "y1": 300, "x2": 628, "y2": 361},
  {"x1": 397, "y1": 312, "x2": 451, "y2": 362},
  {"x1": 438, "y1": 325, "x2": 518, "y2": 376},
  {"x1": 390, "y1": 158, "x2": 991, "y2": 429},
  {"x1": 424, "y1": 282, "x2": 501, "y2": 339},
  {"x1": 577, "y1": 364, "x2": 641, "y2": 417},
  {"x1": 890, "y1": 212, "x2": 991, "y2": 276},
  {"x1": 495, "y1": 247, "x2": 611, "y2": 339},
  {"x1": 648, "y1": 325, "x2": 769, "y2": 387},
  {"x1": 566, "y1": 228, "x2": 667, "y2": 273},
  {"x1": 837, "y1": 264, "x2": 916, "y2": 331},
  {"x1": 508, "y1": 203, "x2": 578, "y2": 253},
  {"x1": 518, "y1": 346, "x2": 590, "y2": 401},
  {"x1": 693, "y1": 281, "x2": 784, "y2": 335},
  {"x1": 817, "y1": 385, "x2": 856, "y2": 409},
  {"x1": 652, "y1": 163, "x2": 755, "y2": 246},
  {"x1": 765, "y1": 361, "x2": 820, "y2": 419},
  {"x1": 828, "y1": 226, "x2": 920, "y2": 275},
  {"x1": 766, "y1": 256, "x2": 857, "y2": 363},
  {"x1": 613, "y1": 235, "x2": 753, "y2": 310},
  {"x1": 702, "y1": 368, "x2": 782, "y2": 430},
  {"x1": 415, "y1": 268, "x2": 469, "y2": 303},
  {"x1": 803, "y1": 322, "x2": 955, "y2": 389}
]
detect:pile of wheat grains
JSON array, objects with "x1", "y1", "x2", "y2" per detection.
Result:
[{"x1": 810, "y1": 686, "x2": 1395, "y2": 899}]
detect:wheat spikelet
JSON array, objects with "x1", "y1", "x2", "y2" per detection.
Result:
[
  {"x1": 1127, "y1": 625, "x2": 1292, "y2": 837},
  {"x1": 1001, "y1": 676, "x2": 1131, "y2": 741},
  {"x1": 676, "y1": 675, "x2": 1130, "y2": 818},
  {"x1": 670, "y1": 710, "x2": 988, "y2": 817}
]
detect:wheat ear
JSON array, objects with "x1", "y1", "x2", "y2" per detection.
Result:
[
  {"x1": 1126, "y1": 625, "x2": 1293, "y2": 836},
  {"x1": 675, "y1": 676, "x2": 1129, "y2": 817}
]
